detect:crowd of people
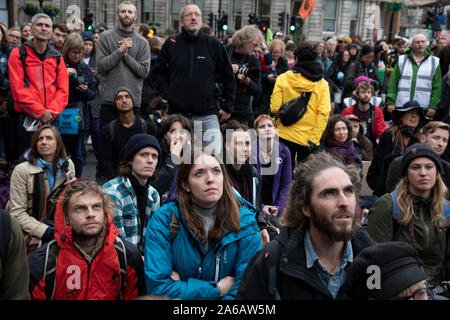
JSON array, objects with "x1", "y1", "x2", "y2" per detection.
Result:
[{"x1": 1, "y1": 0, "x2": 450, "y2": 301}]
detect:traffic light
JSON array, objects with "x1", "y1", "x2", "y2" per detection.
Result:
[
  {"x1": 84, "y1": 13, "x2": 93, "y2": 31},
  {"x1": 425, "y1": 10, "x2": 435, "y2": 29},
  {"x1": 208, "y1": 13, "x2": 214, "y2": 28},
  {"x1": 433, "y1": 15, "x2": 442, "y2": 32},
  {"x1": 278, "y1": 11, "x2": 285, "y2": 29},
  {"x1": 221, "y1": 14, "x2": 228, "y2": 31},
  {"x1": 289, "y1": 16, "x2": 296, "y2": 31},
  {"x1": 248, "y1": 13, "x2": 260, "y2": 25}
]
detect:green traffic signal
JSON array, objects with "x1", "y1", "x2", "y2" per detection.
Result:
[
  {"x1": 222, "y1": 24, "x2": 228, "y2": 31},
  {"x1": 290, "y1": 25, "x2": 295, "y2": 31},
  {"x1": 88, "y1": 25, "x2": 93, "y2": 31}
]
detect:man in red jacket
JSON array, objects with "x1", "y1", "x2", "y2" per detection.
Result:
[
  {"x1": 342, "y1": 80, "x2": 387, "y2": 146},
  {"x1": 8, "y1": 13, "x2": 69, "y2": 154},
  {"x1": 28, "y1": 179, "x2": 145, "y2": 300}
]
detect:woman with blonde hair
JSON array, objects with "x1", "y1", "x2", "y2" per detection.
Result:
[{"x1": 366, "y1": 143, "x2": 450, "y2": 285}]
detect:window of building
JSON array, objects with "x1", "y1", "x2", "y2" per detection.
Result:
[
  {"x1": 350, "y1": 0, "x2": 360, "y2": 36},
  {"x1": 142, "y1": 0, "x2": 151, "y2": 23},
  {"x1": 171, "y1": 0, "x2": 180, "y2": 32},
  {"x1": 0, "y1": 0, "x2": 7, "y2": 28},
  {"x1": 193, "y1": 0, "x2": 203, "y2": 10},
  {"x1": 233, "y1": 0, "x2": 242, "y2": 30},
  {"x1": 258, "y1": 0, "x2": 271, "y2": 28},
  {"x1": 323, "y1": 0, "x2": 338, "y2": 32}
]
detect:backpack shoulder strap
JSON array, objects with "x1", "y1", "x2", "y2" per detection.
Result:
[
  {"x1": 264, "y1": 239, "x2": 282, "y2": 300},
  {"x1": 170, "y1": 212, "x2": 180, "y2": 244},
  {"x1": 19, "y1": 45, "x2": 30, "y2": 88},
  {"x1": 31, "y1": 171, "x2": 45, "y2": 222},
  {"x1": 107, "y1": 120, "x2": 118, "y2": 141},
  {"x1": 0, "y1": 209, "x2": 11, "y2": 271},
  {"x1": 113, "y1": 237, "x2": 128, "y2": 300},
  {"x1": 444, "y1": 200, "x2": 450, "y2": 217},
  {"x1": 391, "y1": 190, "x2": 403, "y2": 240},
  {"x1": 43, "y1": 239, "x2": 60, "y2": 300},
  {"x1": 140, "y1": 117, "x2": 148, "y2": 134}
]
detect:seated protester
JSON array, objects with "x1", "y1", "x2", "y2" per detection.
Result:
[
  {"x1": 366, "y1": 101, "x2": 426, "y2": 196},
  {"x1": 326, "y1": 49, "x2": 351, "y2": 113},
  {"x1": 319, "y1": 114, "x2": 362, "y2": 170},
  {"x1": 345, "y1": 114, "x2": 373, "y2": 161},
  {"x1": 222, "y1": 120, "x2": 270, "y2": 245},
  {"x1": 6, "y1": 125, "x2": 75, "y2": 255},
  {"x1": 151, "y1": 114, "x2": 192, "y2": 202},
  {"x1": 253, "y1": 115, "x2": 292, "y2": 228},
  {"x1": 144, "y1": 149, "x2": 262, "y2": 299},
  {"x1": 59, "y1": 32, "x2": 97, "y2": 177},
  {"x1": 236, "y1": 152, "x2": 374, "y2": 300},
  {"x1": 366, "y1": 143, "x2": 450, "y2": 285},
  {"x1": 386, "y1": 121, "x2": 450, "y2": 195},
  {"x1": 103, "y1": 134, "x2": 161, "y2": 255},
  {"x1": 342, "y1": 79, "x2": 387, "y2": 146},
  {"x1": 97, "y1": 87, "x2": 156, "y2": 183},
  {"x1": 343, "y1": 45, "x2": 381, "y2": 99},
  {"x1": 28, "y1": 179, "x2": 145, "y2": 300},
  {"x1": 343, "y1": 242, "x2": 434, "y2": 300}
]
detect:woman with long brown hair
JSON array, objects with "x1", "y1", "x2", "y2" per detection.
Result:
[
  {"x1": 6, "y1": 125, "x2": 75, "y2": 255},
  {"x1": 144, "y1": 148, "x2": 262, "y2": 299},
  {"x1": 367, "y1": 143, "x2": 450, "y2": 285}
]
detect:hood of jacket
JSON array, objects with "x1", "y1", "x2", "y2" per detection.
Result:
[
  {"x1": 54, "y1": 179, "x2": 119, "y2": 249},
  {"x1": 24, "y1": 39, "x2": 62, "y2": 60},
  {"x1": 282, "y1": 70, "x2": 324, "y2": 93},
  {"x1": 405, "y1": 45, "x2": 431, "y2": 60}
]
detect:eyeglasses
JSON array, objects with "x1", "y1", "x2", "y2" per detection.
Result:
[
  {"x1": 183, "y1": 12, "x2": 202, "y2": 18},
  {"x1": 338, "y1": 40, "x2": 344, "y2": 43},
  {"x1": 394, "y1": 287, "x2": 434, "y2": 300}
]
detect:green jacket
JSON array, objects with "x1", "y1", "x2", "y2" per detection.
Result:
[
  {"x1": 386, "y1": 46, "x2": 441, "y2": 110},
  {"x1": 366, "y1": 193, "x2": 450, "y2": 285}
]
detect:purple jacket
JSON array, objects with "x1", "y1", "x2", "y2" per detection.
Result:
[{"x1": 254, "y1": 140, "x2": 292, "y2": 216}]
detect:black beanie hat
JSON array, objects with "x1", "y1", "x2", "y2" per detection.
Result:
[
  {"x1": 401, "y1": 143, "x2": 443, "y2": 177},
  {"x1": 114, "y1": 87, "x2": 135, "y2": 107},
  {"x1": 342, "y1": 242, "x2": 428, "y2": 300},
  {"x1": 122, "y1": 134, "x2": 161, "y2": 164}
]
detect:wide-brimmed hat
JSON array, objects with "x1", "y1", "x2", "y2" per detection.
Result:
[{"x1": 392, "y1": 100, "x2": 426, "y2": 126}]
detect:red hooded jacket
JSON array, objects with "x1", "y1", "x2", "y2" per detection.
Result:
[
  {"x1": 342, "y1": 103, "x2": 387, "y2": 141},
  {"x1": 8, "y1": 40, "x2": 69, "y2": 119},
  {"x1": 28, "y1": 183, "x2": 145, "y2": 300}
]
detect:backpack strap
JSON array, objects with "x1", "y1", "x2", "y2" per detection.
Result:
[
  {"x1": 19, "y1": 45, "x2": 30, "y2": 88},
  {"x1": 31, "y1": 171, "x2": 46, "y2": 222},
  {"x1": 140, "y1": 118, "x2": 148, "y2": 134},
  {"x1": 0, "y1": 209, "x2": 11, "y2": 271},
  {"x1": 107, "y1": 119, "x2": 117, "y2": 141},
  {"x1": 43, "y1": 239, "x2": 60, "y2": 300},
  {"x1": 264, "y1": 239, "x2": 282, "y2": 300},
  {"x1": 113, "y1": 237, "x2": 128, "y2": 300},
  {"x1": 170, "y1": 212, "x2": 180, "y2": 244}
]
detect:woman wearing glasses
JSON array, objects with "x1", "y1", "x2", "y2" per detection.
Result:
[
  {"x1": 366, "y1": 143, "x2": 450, "y2": 287},
  {"x1": 59, "y1": 32, "x2": 97, "y2": 177}
]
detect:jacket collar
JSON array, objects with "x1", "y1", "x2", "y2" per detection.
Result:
[{"x1": 24, "y1": 39, "x2": 62, "y2": 59}]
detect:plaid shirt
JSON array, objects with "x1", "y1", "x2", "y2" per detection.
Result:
[{"x1": 103, "y1": 176, "x2": 160, "y2": 254}]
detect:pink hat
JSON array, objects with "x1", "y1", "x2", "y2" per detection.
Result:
[{"x1": 354, "y1": 76, "x2": 371, "y2": 87}]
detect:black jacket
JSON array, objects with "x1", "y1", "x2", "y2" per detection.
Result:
[
  {"x1": 343, "y1": 60, "x2": 381, "y2": 98},
  {"x1": 227, "y1": 45, "x2": 262, "y2": 118},
  {"x1": 236, "y1": 226, "x2": 375, "y2": 300},
  {"x1": 151, "y1": 29, "x2": 235, "y2": 116}
]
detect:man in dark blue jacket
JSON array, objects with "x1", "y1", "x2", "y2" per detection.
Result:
[{"x1": 151, "y1": 4, "x2": 235, "y2": 155}]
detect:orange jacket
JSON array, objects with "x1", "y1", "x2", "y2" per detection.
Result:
[
  {"x1": 28, "y1": 181, "x2": 145, "y2": 300},
  {"x1": 8, "y1": 40, "x2": 69, "y2": 119}
]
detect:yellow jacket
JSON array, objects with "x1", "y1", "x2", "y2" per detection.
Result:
[{"x1": 270, "y1": 70, "x2": 331, "y2": 146}]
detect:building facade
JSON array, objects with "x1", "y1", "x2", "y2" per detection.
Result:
[{"x1": 7, "y1": 0, "x2": 447, "y2": 41}]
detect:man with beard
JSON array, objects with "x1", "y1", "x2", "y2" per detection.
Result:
[
  {"x1": 342, "y1": 79, "x2": 387, "y2": 146},
  {"x1": 96, "y1": 1, "x2": 150, "y2": 129},
  {"x1": 50, "y1": 23, "x2": 69, "y2": 53},
  {"x1": 237, "y1": 152, "x2": 374, "y2": 300},
  {"x1": 28, "y1": 179, "x2": 146, "y2": 300}
]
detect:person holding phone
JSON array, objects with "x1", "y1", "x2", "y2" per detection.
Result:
[{"x1": 60, "y1": 32, "x2": 97, "y2": 177}]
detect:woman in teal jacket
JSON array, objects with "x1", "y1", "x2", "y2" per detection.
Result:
[{"x1": 144, "y1": 149, "x2": 262, "y2": 299}]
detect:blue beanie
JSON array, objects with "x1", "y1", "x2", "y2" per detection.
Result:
[
  {"x1": 81, "y1": 31, "x2": 95, "y2": 42},
  {"x1": 122, "y1": 134, "x2": 161, "y2": 164}
]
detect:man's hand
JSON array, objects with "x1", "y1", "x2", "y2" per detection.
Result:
[
  {"x1": 218, "y1": 109, "x2": 231, "y2": 123},
  {"x1": 426, "y1": 108, "x2": 436, "y2": 119},
  {"x1": 171, "y1": 271, "x2": 181, "y2": 281},
  {"x1": 124, "y1": 37, "x2": 133, "y2": 49},
  {"x1": 39, "y1": 110, "x2": 54, "y2": 125},
  {"x1": 231, "y1": 64, "x2": 239, "y2": 74},
  {"x1": 387, "y1": 104, "x2": 395, "y2": 113},
  {"x1": 118, "y1": 39, "x2": 129, "y2": 56},
  {"x1": 76, "y1": 83, "x2": 88, "y2": 93}
]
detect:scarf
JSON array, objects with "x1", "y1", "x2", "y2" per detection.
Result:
[
  {"x1": 128, "y1": 174, "x2": 149, "y2": 230},
  {"x1": 24, "y1": 150, "x2": 64, "y2": 190},
  {"x1": 226, "y1": 164, "x2": 251, "y2": 202},
  {"x1": 327, "y1": 138, "x2": 356, "y2": 165},
  {"x1": 293, "y1": 59, "x2": 324, "y2": 82}
]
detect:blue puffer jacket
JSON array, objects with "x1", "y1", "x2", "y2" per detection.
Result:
[{"x1": 144, "y1": 195, "x2": 262, "y2": 300}]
